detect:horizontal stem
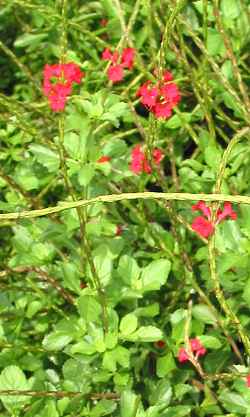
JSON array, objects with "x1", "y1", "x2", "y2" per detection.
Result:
[
  {"x1": 0, "y1": 192, "x2": 249, "y2": 221},
  {"x1": 0, "y1": 389, "x2": 119, "y2": 400}
]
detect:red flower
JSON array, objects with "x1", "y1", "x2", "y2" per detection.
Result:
[
  {"x1": 153, "y1": 102, "x2": 172, "y2": 119},
  {"x1": 43, "y1": 62, "x2": 83, "y2": 112},
  {"x1": 107, "y1": 64, "x2": 124, "y2": 83},
  {"x1": 137, "y1": 82, "x2": 158, "y2": 108},
  {"x1": 216, "y1": 202, "x2": 237, "y2": 224},
  {"x1": 192, "y1": 201, "x2": 211, "y2": 219},
  {"x1": 63, "y1": 62, "x2": 84, "y2": 84},
  {"x1": 191, "y1": 201, "x2": 237, "y2": 238},
  {"x1": 191, "y1": 216, "x2": 214, "y2": 238},
  {"x1": 102, "y1": 47, "x2": 136, "y2": 83},
  {"x1": 102, "y1": 48, "x2": 118, "y2": 64},
  {"x1": 137, "y1": 70, "x2": 181, "y2": 119},
  {"x1": 100, "y1": 18, "x2": 108, "y2": 27},
  {"x1": 121, "y1": 48, "x2": 135, "y2": 69},
  {"x1": 97, "y1": 156, "x2": 111, "y2": 163},
  {"x1": 196, "y1": 347, "x2": 207, "y2": 358},
  {"x1": 190, "y1": 338, "x2": 203, "y2": 351},
  {"x1": 130, "y1": 144, "x2": 146, "y2": 174},
  {"x1": 160, "y1": 83, "x2": 181, "y2": 107},
  {"x1": 154, "y1": 340, "x2": 166, "y2": 349},
  {"x1": 153, "y1": 148, "x2": 164, "y2": 164},
  {"x1": 163, "y1": 71, "x2": 173, "y2": 81},
  {"x1": 130, "y1": 144, "x2": 164, "y2": 175},
  {"x1": 48, "y1": 83, "x2": 72, "y2": 112},
  {"x1": 116, "y1": 225, "x2": 123, "y2": 236},
  {"x1": 178, "y1": 347, "x2": 189, "y2": 363},
  {"x1": 246, "y1": 375, "x2": 250, "y2": 388},
  {"x1": 178, "y1": 338, "x2": 206, "y2": 363}
]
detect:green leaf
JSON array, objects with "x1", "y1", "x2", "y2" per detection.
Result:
[
  {"x1": 14, "y1": 33, "x2": 47, "y2": 48},
  {"x1": 166, "y1": 113, "x2": 191, "y2": 129},
  {"x1": 0, "y1": 366, "x2": 31, "y2": 412},
  {"x1": 135, "y1": 303, "x2": 159, "y2": 317},
  {"x1": 42, "y1": 331, "x2": 72, "y2": 351},
  {"x1": 102, "y1": 345, "x2": 130, "y2": 372},
  {"x1": 163, "y1": 405, "x2": 192, "y2": 417},
  {"x1": 90, "y1": 399, "x2": 117, "y2": 417},
  {"x1": 140, "y1": 259, "x2": 171, "y2": 292},
  {"x1": 93, "y1": 251, "x2": 113, "y2": 286},
  {"x1": 42, "y1": 400, "x2": 59, "y2": 417},
  {"x1": 15, "y1": 166, "x2": 39, "y2": 190},
  {"x1": 122, "y1": 326, "x2": 163, "y2": 342},
  {"x1": 120, "y1": 313, "x2": 138, "y2": 335},
  {"x1": 219, "y1": 390, "x2": 249, "y2": 413},
  {"x1": 204, "y1": 144, "x2": 222, "y2": 170},
  {"x1": 156, "y1": 353, "x2": 176, "y2": 377},
  {"x1": 198, "y1": 335, "x2": 222, "y2": 349},
  {"x1": 192, "y1": 304, "x2": 217, "y2": 325},
  {"x1": 78, "y1": 164, "x2": 95, "y2": 186},
  {"x1": 64, "y1": 132, "x2": 81, "y2": 160},
  {"x1": 62, "y1": 262, "x2": 81, "y2": 294},
  {"x1": 26, "y1": 300, "x2": 43, "y2": 318},
  {"x1": 103, "y1": 351, "x2": 117, "y2": 372},
  {"x1": 120, "y1": 391, "x2": 140, "y2": 417},
  {"x1": 206, "y1": 29, "x2": 226, "y2": 56},
  {"x1": 101, "y1": 102, "x2": 129, "y2": 127},
  {"x1": 221, "y1": 0, "x2": 240, "y2": 19},
  {"x1": 77, "y1": 295, "x2": 102, "y2": 322},
  {"x1": 117, "y1": 255, "x2": 140, "y2": 286},
  {"x1": 150, "y1": 380, "x2": 172, "y2": 405},
  {"x1": 242, "y1": 279, "x2": 250, "y2": 304},
  {"x1": 29, "y1": 144, "x2": 60, "y2": 173}
]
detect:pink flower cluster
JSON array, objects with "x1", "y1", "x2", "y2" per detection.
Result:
[
  {"x1": 191, "y1": 201, "x2": 237, "y2": 238},
  {"x1": 137, "y1": 71, "x2": 181, "y2": 119},
  {"x1": 178, "y1": 338, "x2": 206, "y2": 363},
  {"x1": 43, "y1": 62, "x2": 84, "y2": 111},
  {"x1": 130, "y1": 144, "x2": 164, "y2": 175},
  {"x1": 102, "y1": 47, "x2": 135, "y2": 83}
]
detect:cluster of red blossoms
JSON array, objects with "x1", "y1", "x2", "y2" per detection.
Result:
[
  {"x1": 178, "y1": 338, "x2": 206, "y2": 363},
  {"x1": 137, "y1": 71, "x2": 181, "y2": 119},
  {"x1": 102, "y1": 47, "x2": 135, "y2": 83},
  {"x1": 191, "y1": 201, "x2": 237, "y2": 238},
  {"x1": 43, "y1": 62, "x2": 84, "y2": 111},
  {"x1": 130, "y1": 144, "x2": 164, "y2": 175}
]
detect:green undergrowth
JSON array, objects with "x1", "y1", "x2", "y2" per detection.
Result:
[{"x1": 0, "y1": 0, "x2": 250, "y2": 416}]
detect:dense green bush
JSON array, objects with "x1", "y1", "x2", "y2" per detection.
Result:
[{"x1": 0, "y1": 0, "x2": 250, "y2": 416}]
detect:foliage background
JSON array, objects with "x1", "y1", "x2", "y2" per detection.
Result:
[{"x1": 0, "y1": 0, "x2": 250, "y2": 416}]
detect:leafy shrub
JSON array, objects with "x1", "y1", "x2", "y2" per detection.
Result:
[{"x1": 0, "y1": 0, "x2": 250, "y2": 416}]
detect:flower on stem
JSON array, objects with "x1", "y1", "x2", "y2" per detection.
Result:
[
  {"x1": 121, "y1": 48, "x2": 135, "y2": 69},
  {"x1": 154, "y1": 340, "x2": 166, "y2": 349},
  {"x1": 178, "y1": 338, "x2": 207, "y2": 363},
  {"x1": 116, "y1": 225, "x2": 123, "y2": 236},
  {"x1": 43, "y1": 62, "x2": 84, "y2": 112},
  {"x1": 130, "y1": 144, "x2": 164, "y2": 175},
  {"x1": 137, "y1": 70, "x2": 181, "y2": 119},
  {"x1": 246, "y1": 375, "x2": 250, "y2": 388},
  {"x1": 191, "y1": 216, "x2": 214, "y2": 239},
  {"x1": 102, "y1": 48, "x2": 119, "y2": 63},
  {"x1": 191, "y1": 201, "x2": 237, "y2": 238},
  {"x1": 107, "y1": 65, "x2": 124, "y2": 83},
  {"x1": 102, "y1": 47, "x2": 136, "y2": 83},
  {"x1": 100, "y1": 18, "x2": 108, "y2": 27}
]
